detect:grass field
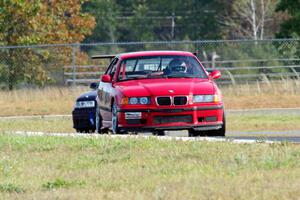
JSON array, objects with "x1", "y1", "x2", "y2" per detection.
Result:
[
  {"x1": 0, "y1": 80, "x2": 299, "y2": 117},
  {"x1": 1, "y1": 113, "x2": 300, "y2": 133},
  {"x1": 0, "y1": 134, "x2": 300, "y2": 199},
  {"x1": 0, "y1": 87, "x2": 85, "y2": 117}
]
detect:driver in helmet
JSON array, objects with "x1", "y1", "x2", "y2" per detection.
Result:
[{"x1": 164, "y1": 59, "x2": 188, "y2": 75}]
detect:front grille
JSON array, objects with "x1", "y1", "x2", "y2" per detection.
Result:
[
  {"x1": 174, "y1": 96, "x2": 187, "y2": 105},
  {"x1": 156, "y1": 97, "x2": 171, "y2": 106},
  {"x1": 126, "y1": 119, "x2": 147, "y2": 125},
  {"x1": 153, "y1": 115, "x2": 192, "y2": 124}
]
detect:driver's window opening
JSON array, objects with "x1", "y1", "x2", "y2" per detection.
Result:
[{"x1": 118, "y1": 56, "x2": 207, "y2": 81}]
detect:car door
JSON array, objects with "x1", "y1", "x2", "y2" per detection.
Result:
[{"x1": 98, "y1": 58, "x2": 119, "y2": 127}]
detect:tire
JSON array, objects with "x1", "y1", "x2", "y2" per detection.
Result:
[
  {"x1": 153, "y1": 130, "x2": 165, "y2": 136},
  {"x1": 95, "y1": 105, "x2": 103, "y2": 134},
  {"x1": 188, "y1": 129, "x2": 202, "y2": 137},
  {"x1": 188, "y1": 113, "x2": 226, "y2": 137},
  {"x1": 215, "y1": 114, "x2": 226, "y2": 136},
  {"x1": 76, "y1": 129, "x2": 84, "y2": 133},
  {"x1": 77, "y1": 129, "x2": 93, "y2": 134},
  {"x1": 112, "y1": 102, "x2": 121, "y2": 134},
  {"x1": 206, "y1": 113, "x2": 226, "y2": 137}
]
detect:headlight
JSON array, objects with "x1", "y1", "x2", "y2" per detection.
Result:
[
  {"x1": 140, "y1": 97, "x2": 150, "y2": 105},
  {"x1": 193, "y1": 95, "x2": 218, "y2": 103},
  {"x1": 75, "y1": 100, "x2": 95, "y2": 108},
  {"x1": 128, "y1": 97, "x2": 150, "y2": 105},
  {"x1": 129, "y1": 97, "x2": 138, "y2": 104}
]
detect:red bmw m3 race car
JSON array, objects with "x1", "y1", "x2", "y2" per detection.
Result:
[{"x1": 95, "y1": 51, "x2": 225, "y2": 137}]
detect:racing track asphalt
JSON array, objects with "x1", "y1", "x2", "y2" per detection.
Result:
[{"x1": 160, "y1": 130, "x2": 300, "y2": 143}]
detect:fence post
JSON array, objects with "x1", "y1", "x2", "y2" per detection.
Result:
[
  {"x1": 261, "y1": 73, "x2": 271, "y2": 86},
  {"x1": 224, "y1": 69, "x2": 236, "y2": 85},
  {"x1": 71, "y1": 44, "x2": 77, "y2": 86},
  {"x1": 289, "y1": 66, "x2": 300, "y2": 79}
]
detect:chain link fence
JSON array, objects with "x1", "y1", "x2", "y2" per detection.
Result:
[{"x1": 1, "y1": 39, "x2": 300, "y2": 89}]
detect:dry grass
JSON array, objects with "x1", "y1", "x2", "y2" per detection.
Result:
[
  {"x1": 0, "y1": 80, "x2": 299, "y2": 117},
  {"x1": 0, "y1": 87, "x2": 85, "y2": 116},
  {"x1": 222, "y1": 79, "x2": 300, "y2": 109},
  {"x1": 0, "y1": 134, "x2": 300, "y2": 199}
]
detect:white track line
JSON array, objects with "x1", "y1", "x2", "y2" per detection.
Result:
[{"x1": 2, "y1": 131, "x2": 275, "y2": 144}]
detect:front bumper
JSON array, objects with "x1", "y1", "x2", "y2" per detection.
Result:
[
  {"x1": 117, "y1": 104, "x2": 224, "y2": 132},
  {"x1": 72, "y1": 108, "x2": 96, "y2": 130}
]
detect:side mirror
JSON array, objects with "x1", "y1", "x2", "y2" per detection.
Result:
[
  {"x1": 209, "y1": 70, "x2": 221, "y2": 80},
  {"x1": 90, "y1": 82, "x2": 98, "y2": 90},
  {"x1": 101, "y1": 74, "x2": 111, "y2": 83}
]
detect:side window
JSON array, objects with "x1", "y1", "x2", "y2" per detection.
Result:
[{"x1": 106, "y1": 58, "x2": 118, "y2": 76}]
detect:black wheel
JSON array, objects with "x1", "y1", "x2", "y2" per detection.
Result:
[
  {"x1": 206, "y1": 113, "x2": 226, "y2": 137},
  {"x1": 112, "y1": 102, "x2": 121, "y2": 134},
  {"x1": 76, "y1": 129, "x2": 92, "y2": 134},
  {"x1": 188, "y1": 129, "x2": 202, "y2": 137},
  {"x1": 95, "y1": 105, "x2": 103, "y2": 134},
  {"x1": 76, "y1": 129, "x2": 84, "y2": 133},
  {"x1": 153, "y1": 130, "x2": 165, "y2": 136}
]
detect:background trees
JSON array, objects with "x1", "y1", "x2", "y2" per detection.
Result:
[
  {"x1": 276, "y1": 0, "x2": 300, "y2": 38},
  {"x1": 83, "y1": 0, "x2": 225, "y2": 42},
  {"x1": 0, "y1": 0, "x2": 299, "y2": 89},
  {"x1": 219, "y1": 0, "x2": 279, "y2": 40},
  {"x1": 0, "y1": 0, "x2": 95, "y2": 89}
]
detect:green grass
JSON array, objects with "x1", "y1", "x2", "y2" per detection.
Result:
[
  {"x1": 1, "y1": 113, "x2": 300, "y2": 133},
  {"x1": 0, "y1": 118, "x2": 74, "y2": 133},
  {"x1": 227, "y1": 114, "x2": 300, "y2": 132},
  {"x1": 0, "y1": 134, "x2": 300, "y2": 199}
]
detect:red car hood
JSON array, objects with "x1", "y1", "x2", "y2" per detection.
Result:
[{"x1": 116, "y1": 78, "x2": 215, "y2": 97}]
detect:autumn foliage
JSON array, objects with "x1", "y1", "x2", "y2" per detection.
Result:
[{"x1": 0, "y1": 0, "x2": 95, "y2": 89}]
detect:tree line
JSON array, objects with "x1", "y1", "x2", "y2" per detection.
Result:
[
  {"x1": 0, "y1": 0, "x2": 300, "y2": 89},
  {"x1": 82, "y1": 0, "x2": 300, "y2": 43},
  {"x1": 0, "y1": 0, "x2": 299, "y2": 46}
]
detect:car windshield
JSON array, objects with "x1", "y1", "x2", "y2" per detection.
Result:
[{"x1": 118, "y1": 55, "x2": 208, "y2": 81}]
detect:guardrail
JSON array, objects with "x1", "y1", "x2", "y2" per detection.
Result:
[
  {"x1": 215, "y1": 65, "x2": 300, "y2": 85},
  {"x1": 64, "y1": 65, "x2": 105, "y2": 85},
  {"x1": 64, "y1": 64, "x2": 300, "y2": 85},
  {"x1": 1, "y1": 39, "x2": 300, "y2": 88}
]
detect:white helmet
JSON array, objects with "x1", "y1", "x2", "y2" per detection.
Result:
[{"x1": 168, "y1": 59, "x2": 187, "y2": 73}]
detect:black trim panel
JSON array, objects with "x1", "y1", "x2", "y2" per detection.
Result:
[
  {"x1": 118, "y1": 105, "x2": 223, "y2": 113},
  {"x1": 119, "y1": 123, "x2": 223, "y2": 132}
]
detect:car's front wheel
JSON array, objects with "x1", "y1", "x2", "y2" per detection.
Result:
[
  {"x1": 188, "y1": 113, "x2": 226, "y2": 137},
  {"x1": 95, "y1": 105, "x2": 103, "y2": 134},
  {"x1": 153, "y1": 130, "x2": 165, "y2": 136},
  {"x1": 188, "y1": 129, "x2": 201, "y2": 137},
  {"x1": 209, "y1": 114, "x2": 226, "y2": 137},
  {"x1": 112, "y1": 102, "x2": 121, "y2": 134}
]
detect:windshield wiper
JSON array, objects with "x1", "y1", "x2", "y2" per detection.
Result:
[
  {"x1": 164, "y1": 74, "x2": 195, "y2": 78},
  {"x1": 119, "y1": 76, "x2": 148, "y2": 81}
]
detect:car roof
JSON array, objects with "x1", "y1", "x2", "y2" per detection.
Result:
[{"x1": 117, "y1": 51, "x2": 195, "y2": 60}]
